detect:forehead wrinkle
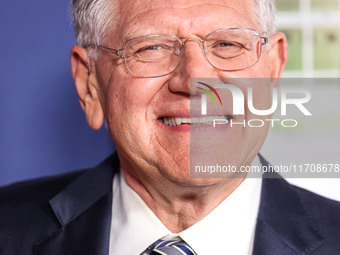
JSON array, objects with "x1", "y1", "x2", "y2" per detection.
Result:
[{"x1": 116, "y1": 0, "x2": 255, "y2": 44}]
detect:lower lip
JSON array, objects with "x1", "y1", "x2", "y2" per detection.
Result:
[{"x1": 156, "y1": 119, "x2": 232, "y2": 132}]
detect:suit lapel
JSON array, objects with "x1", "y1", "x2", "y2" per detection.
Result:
[
  {"x1": 33, "y1": 154, "x2": 120, "y2": 255},
  {"x1": 252, "y1": 155, "x2": 324, "y2": 255},
  {"x1": 32, "y1": 153, "x2": 325, "y2": 254}
]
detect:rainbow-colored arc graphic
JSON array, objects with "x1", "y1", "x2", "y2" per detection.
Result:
[{"x1": 196, "y1": 82, "x2": 223, "y2": 106}]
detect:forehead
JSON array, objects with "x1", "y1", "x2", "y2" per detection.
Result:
[{"x1": 111, "y1": 0, "x2": 257, "y2": 43}]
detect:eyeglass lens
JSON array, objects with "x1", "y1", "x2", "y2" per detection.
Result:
[{"x1": 122, "y1": 29, "x2": 263, "y2": 77}]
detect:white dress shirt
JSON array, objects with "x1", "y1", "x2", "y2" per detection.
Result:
[{"x1": 109, "y1": 157, "x2": 262, "y2": 255}]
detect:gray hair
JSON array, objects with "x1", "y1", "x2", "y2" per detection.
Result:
[
  {"x1": 71, "y1": 0, "x2": 117, "y2": 58},
  {"x1": 253, "y1": 0, "x2": 276, "y2": 36},
  {"x1": 70, "y1": 0, "x2": 276, "y2": 59}
]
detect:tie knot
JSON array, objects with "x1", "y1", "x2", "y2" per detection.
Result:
[{"x1": 143, "y1": 235, "x2": 197, "y2": 255}]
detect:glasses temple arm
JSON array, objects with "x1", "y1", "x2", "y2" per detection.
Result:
[{"x1": 99, "y1": 45, "x2": 124, "y2": 57}]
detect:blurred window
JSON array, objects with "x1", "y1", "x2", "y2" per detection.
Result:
[
  {"x1": 311, "y1": 0, "x2": 338, "y2": 12},
  {"x1": 276, "y1": 0, "x2": 340, "y2": 77},
  {"x1": 314, "y1": 28, "x2": 340, "y2": 69}
]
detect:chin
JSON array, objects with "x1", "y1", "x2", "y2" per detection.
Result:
[{"x1": 167, "y1": 171, "x2": 227, "y2": 188}]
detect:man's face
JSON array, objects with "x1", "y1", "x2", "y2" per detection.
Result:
[{"x1": 89, "y1": 0, "x2": 286, "y2": 184}]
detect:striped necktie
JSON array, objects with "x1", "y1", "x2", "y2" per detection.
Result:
[{"x1": 141, "y1": 235, "x2": 197, "y2": 255}]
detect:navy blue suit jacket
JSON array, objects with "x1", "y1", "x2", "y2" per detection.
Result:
[{"x1": 1, "y1": 153, "x2": 340, "y2": 254}]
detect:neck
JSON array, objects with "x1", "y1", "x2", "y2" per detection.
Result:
[{"x1": 122, "y1": 167, "x2": 245, "y2": 233}]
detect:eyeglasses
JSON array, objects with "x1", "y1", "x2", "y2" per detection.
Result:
[{"x1": 100, "y1": 28, "x2": 268, "y2": 78}]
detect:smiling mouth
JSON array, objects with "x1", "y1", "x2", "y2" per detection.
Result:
[{"x1": 160, "y1": 116, "x2": 233, "y2": 127}]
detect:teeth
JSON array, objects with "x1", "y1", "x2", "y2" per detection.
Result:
[
  {"x1": 171, "y1": 118, "x2": 176, "y2": 126},
  {"x1": 162, "y1": 116, "x2": 231, "y2": 126},
  {"x1": 182, "y1": 118, "x2": 188, "y2": 123}
]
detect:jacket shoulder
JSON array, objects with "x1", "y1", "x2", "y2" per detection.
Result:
[
  {"x1": 294, "y1": 184, "x2": 340, "y2": 225},
  {"x1": 0, "y1": 169, "x2": 85, "y2": 206},
  {"x1": 0, "y1": 170, "x2": 86, "y2": 251},
  {"x1": 0, "y1": 153, "x2": 118, "y2": 254},
  {"x1": 293, "y1": 184, "x2": 340, "y2": 252}
]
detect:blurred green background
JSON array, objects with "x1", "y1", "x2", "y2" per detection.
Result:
[{"x1": 276, "y1": 0, "x2": 340, "y2": 77}]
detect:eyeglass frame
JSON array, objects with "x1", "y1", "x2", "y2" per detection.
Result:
[{"x1": 99, "y1": 27, "x2": 269, "y2": 78}]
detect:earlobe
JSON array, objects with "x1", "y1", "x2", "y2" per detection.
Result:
[
  {"x1": 268, "y1": 32, "x2": 288, "y2": 78},
  {"x1": 70, "y1": 45, "x2": 104, "y2": 130}
]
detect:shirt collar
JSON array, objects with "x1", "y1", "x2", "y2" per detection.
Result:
[
  {"x1": 109, "y1": 171, "x2": 171, "y2": 255},
  {"x1": 109, "y1": 156, "x2": 262, "y2": 255},
  {"x1": 179, "y1": 175, "x2": 261, "y2": 255}
]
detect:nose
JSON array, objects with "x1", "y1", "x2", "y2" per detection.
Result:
[{"x1": 167, "y1": 38, "x2": 215, "y2": 95}]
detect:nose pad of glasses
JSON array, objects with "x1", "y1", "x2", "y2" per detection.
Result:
[
  {"x1": 175, "y1": 48, "x2": 181, "y2": 56},
  {"x1": 183, "y1": 38, "x2": 209, "y2": 55}
]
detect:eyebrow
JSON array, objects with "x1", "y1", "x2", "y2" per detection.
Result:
[
  {"x1": 121, "y1": 28, "x2": 162, "y2": 44},
  {"x1": 120, "y1": 22, "x2": 188, "y2": 45}
]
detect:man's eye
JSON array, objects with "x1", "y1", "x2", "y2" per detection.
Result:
[
  {"x1": 149, "y1": 45, "x2": 162, "y2": 50},
  {"x1": 217, "y1": 42, "x2": 244, "y2": 48},
  {"x1": 138, "y1": 45, "x2": 162, "y2": 52},
  {"x1": 218, "y1": 42, "x2": 235, "y2": 47}
]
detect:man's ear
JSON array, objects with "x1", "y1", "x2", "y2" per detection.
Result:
[
  {"x1": 268, "y1": 32, "x2": 288, "y2": 79},
  {"x1": 70, "y1": 45, "x2": 104, "y2": 130}
]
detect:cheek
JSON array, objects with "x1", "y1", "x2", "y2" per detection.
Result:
[
  {"x1": 107, "y1": 74, "x2": 169, "y2": 110},
  {"x1": 105, "y1": 76, "x2": 150, "y2": 120},
  {"x1": 245, "y1": 54, "x2": 271, "y2": 78},
  {"x1": 105, "y1": 77, "x2": 149, "y2": 136},
  {"x1": 240, "y1": 80, "x2": 274, "y2": 160},
  {"x1": 104, "y1": 73, "x2": 170, "y2": 155},
  {"x1": 250, "y1": 87, "x2": 274, "y2": 114},
  {"x1": 242, "y1": 78, "x2": 275, "y2": 118}
]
